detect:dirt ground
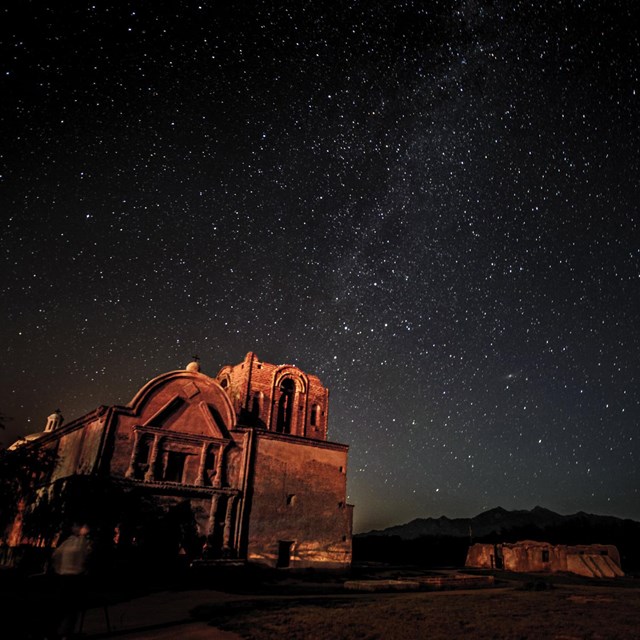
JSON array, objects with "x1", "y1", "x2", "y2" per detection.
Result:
[
  {"x1": 191, "y1": 582, "x2": 640, "y2": 640},
  {"x1": 4, "y1": 564, "x2": 639, "y2": 639}
]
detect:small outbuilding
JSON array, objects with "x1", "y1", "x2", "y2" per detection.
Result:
[{"x1": 466, "y1": 540, "x2": 624, "y2": 578}]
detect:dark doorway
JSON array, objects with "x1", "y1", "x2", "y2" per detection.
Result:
[{"x1": 277, "y1": 541, "x2": 294, "y2": 568}]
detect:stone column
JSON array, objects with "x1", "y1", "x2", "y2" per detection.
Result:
[
  {"x1": 144, "y1": 435, "x2": 161, "y2": 482},
  {"x1": 213, "y1": 444, "x2": 225, "y2": 488},
  {"x1": 223, "y1": 494, "x2": 237, "y2": 550},
  {"x1": 207, "y1": 493, "x2": 220, "y2": 536},
  {"x1": 125, "y1": 430, "x2": 141, "y2": 479},
  {"x1": 196, "y1": 442, "x2": 208, "y2": 486}
]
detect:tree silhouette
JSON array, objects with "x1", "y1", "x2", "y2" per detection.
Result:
[{"x1": 0, "y1": 443, "x2": 57, "y2": 544}]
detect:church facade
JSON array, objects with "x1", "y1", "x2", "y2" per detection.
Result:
[{"x1": 13, "y1": 352, "x2": 353, "y2": 569}]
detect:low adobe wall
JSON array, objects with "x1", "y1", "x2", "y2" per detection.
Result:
[{"x1": 466, "y1": 541, "x2": 623, "y2": 578}]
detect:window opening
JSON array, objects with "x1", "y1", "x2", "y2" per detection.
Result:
[
  {"x1": 276, "y1": 378, "x2": 295, "y2": 434},
  {"x1": 162, "y1": 451, "x2": 187, "y2": 483}
]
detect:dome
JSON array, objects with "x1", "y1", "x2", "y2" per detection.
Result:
[
  {"x1": 186, "y1": 360, "x2": 201, "y2": 372},
  {"x1": 8, "y1": 431, "x2": 45, "y2": 450}
]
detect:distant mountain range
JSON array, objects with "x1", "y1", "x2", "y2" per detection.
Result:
[{"x1": 358, "y1": 506, "x2": 637, "y2": 540}]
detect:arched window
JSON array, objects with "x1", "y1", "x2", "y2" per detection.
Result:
[
  {"x1": 276, "y1": 378, "x2": 296, "y2": 434},
  {"x1": 310, "y1": 404, "x2": 320, "y2": 427}
]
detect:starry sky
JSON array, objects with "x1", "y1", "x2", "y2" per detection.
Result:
[{"x1": 1, "y1": 1, "x2": 638, "y2": 533}]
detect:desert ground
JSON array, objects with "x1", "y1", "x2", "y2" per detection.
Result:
[
  {"x1": 187, "y1": 571, "x2": 640, "y2": 640},
  {"x1": 4, "y1": 566, "x2": 640, "y2": 639}
]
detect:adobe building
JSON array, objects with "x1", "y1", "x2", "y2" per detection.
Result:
[
  {"x1": 466, "y1": 541, "x2": 624, "y2": 578},
  {"x1": 9, "y1": 352, "x2": 353, "y2": 569}
]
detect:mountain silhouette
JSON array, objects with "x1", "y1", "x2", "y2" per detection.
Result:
[{"x1": 359, "y1": 506, "x2": 635, "y2": 540}]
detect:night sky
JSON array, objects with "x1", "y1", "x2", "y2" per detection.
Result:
[{"x1": 1, "y1": 1, "x2": 638, "y2": 533}]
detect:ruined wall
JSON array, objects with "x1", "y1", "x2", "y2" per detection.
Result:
[
  {"x1": 246, "y1": 432, "x2": 352, "y2": 569},
  {"x1": 48, "y1": 413, "x2": 106, "y2": 482},
  {"x1": 501, "y1": 541, "x2": 562, "y2": 572},
  {"x1": 465, "y1": 543, "x2": 495, "y2": 569},
  {"x1": 76, "y1": 416, "x2": 107, "y2": 474},
  {"x1": 466, "y1": 541, "x2": 624, "y2": 577},
  {"x1": 51, "y1": 428, "x2": 85, "y2": 481},
  {"x1": 217, "y1": 360, "x2": 248, "y2": 417}
]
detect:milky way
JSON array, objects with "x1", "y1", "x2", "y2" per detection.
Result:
[{"x1": 1, "y1": 1, "x2": 638, "y2": 531}]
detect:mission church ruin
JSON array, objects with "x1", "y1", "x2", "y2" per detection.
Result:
[{"x1": 8, "y1": 352, "x2": 353, "y2": 569}]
